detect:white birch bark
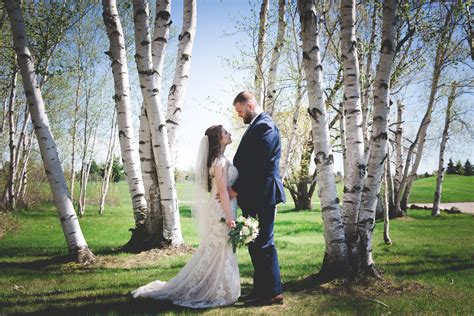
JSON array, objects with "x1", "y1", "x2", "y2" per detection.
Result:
[
  {"x1": 357, "y1": 0, "x2": 398, "y2": 272},
  {"x1": 16, "y1": 130, "x2": 33, "y2": 205},
  {"x1": 78, "y1": 89, "x2": 90, "y2": 217},
  {"x1": 393, "y1": 100, "x2": 404, "y2": 195},
  {"x1": 383, "y1": 146, "x2": 392, "y2": 245},
  {"x1": 102, "y1": 0, "x2": 148, "y2": 226},
  {"x1": 361, "y1": 3, "x2": 378, "y2": 161},
  {"x1": 139, "y1": 106, "x2": 164, "y2": 244},
  {"x1": 5, "y1": 0, "x2": 95, "y2": 263},
  {"x1": 152, "y1": 0, "x2": 171, "y2": 83},
  {"x1": 165, "y1": 0, "x2": 196, "y2": 166},
  {"x1": 132, "y1": 0, "x2": 183, "y2": 245},
  {"x1": 432, "y1": 82, "x2": 457, "y2": 216},
  {"x1": 339, "y1": 102, "x2": 348, "y2": 177},
  {"x1": 401, "y1": 8, "x2": 455, "y2": 210},
  {"x1": 255, "y1": 0, "x2": 269, "y2": 106},
  {"x1": 70, "y1": 50, "x2": 82, "y2": 203},
  {"x1": 99, "y1": 110, "x2": 116, "y2": 215},
  {"x1": 7, "y1": 70, "x2": 18, "y2": 210},
  {"x1": 340, "y1": 0, "x2": 365, "y2": 255},
  {"x1": 133, "y1": 0, "x2": 171, "y2": 243},
  {"x1": 265, "y1": 0, "x2": 286, "y2": 117},
  {"x1": 298, "y1": 0, "x2": 348, "y2": 275},
  {"x1": 385, "y1": 143, "x2": 395, "y2": 212},
  {"x1": 1, "y1": 92, "x2": 7, "y2": 135}
]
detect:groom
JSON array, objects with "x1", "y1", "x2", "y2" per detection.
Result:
[{"x1": 230, "y1": 91, "x2": 286, "y2": 306}]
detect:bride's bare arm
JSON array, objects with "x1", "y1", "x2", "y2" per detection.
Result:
[{"x1": 214, "y1": 162, "x2": 236, "y2": 229}]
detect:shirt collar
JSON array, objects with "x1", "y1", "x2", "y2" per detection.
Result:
[{"x1": 249, "y1": 112, "x2": 263, "y2": 126}]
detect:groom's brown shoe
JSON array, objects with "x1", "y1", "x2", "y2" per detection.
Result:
[{"x1": 244, "y1": 294, "x2": 283, "y2": 306}]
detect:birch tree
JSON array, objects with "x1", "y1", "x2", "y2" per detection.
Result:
[
  {"x1": 99, "y1": 109, "x2": 117, "y2": 215},
  {"x1": 255, "y1": 0, "x2": 269, "y2": 106},
  {"x1": 165, "y1": 0, "x2": 197, "y2": 165},
  {"x1": 400, "y1": 3, "x2": 462, "y2": 210},
  {"x1": 432, "y1": 82, "x2": 457, "y2": 216},
  {"x1": 4, "y1": 0, "x2": 95, "y2": 263},
  {"x1": 5, "y1": 70, "x2": 17, "y2": 211},
  {"x1": 265, "y1": 0, "x2": 286, "y2": 116},
  {"x1": 340, "y1": 0, "x2": 366, "y2": 258},
  {"x1": 298, "y1": 0, "x2": 349, "y2": 278},
  {"x1": 102, "y1": 0, "x2": 148, "y2": 239},
  {"x1": 356, "y1": 0, "x2": 397, "y2": 276},
  {"x1": 132, "y1": 0, "x2": 184, "y2": 247}
]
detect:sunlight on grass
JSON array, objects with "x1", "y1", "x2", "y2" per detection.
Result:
[{"x1": 0, "y1": 180, "x2": 473, "y2": 314}]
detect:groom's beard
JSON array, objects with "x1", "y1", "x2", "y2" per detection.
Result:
[{"x1": 244, "y1": 113, "x2": 253, "y2": 124}]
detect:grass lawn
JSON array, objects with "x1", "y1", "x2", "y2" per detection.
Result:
[
  {"x1": 408, "y1": 174, "x2": 474, "y2": 203},
  {"x1": 0, "y1": 181, "x2": 473, "y2": 315}
]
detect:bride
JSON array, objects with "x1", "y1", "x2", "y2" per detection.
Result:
[{"x1": 132, "y1": 125, "x2": 240, "y2": 308}]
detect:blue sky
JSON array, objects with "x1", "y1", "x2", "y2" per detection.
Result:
[
  {"x1": 148, "y1": 0, "x2": 473, "y2": 174},
  {"x1": 172, "y1": 0, "x2": 253, "y2": 171}
]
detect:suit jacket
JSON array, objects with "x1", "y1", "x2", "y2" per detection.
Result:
[{"x1": 232, "y1": 112, "x2": 286, "y2": 213}]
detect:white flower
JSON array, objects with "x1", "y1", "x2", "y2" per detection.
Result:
[
  {"x1": 242, "y1": 226, "x2": 250, "y2": 236},
  {"x1": 244, "y1": 235, "x2": 254, "y2": 244}
]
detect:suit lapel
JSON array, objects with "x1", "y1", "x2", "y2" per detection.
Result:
[{"x1": 234, "y1": 113, "x2": 267, "y2": 164}]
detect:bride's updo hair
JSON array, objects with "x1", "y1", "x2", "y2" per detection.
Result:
[{"x1": 204, "y1": 125, "x2": 224, "y2": 191}]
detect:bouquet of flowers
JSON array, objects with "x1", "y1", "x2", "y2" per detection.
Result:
[{"x1": 221, "y1": 216, "x2": 259, "y2": 253}]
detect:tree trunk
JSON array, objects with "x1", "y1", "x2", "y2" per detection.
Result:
[
  {"x1": 340, "y1": 0, "x2": 365, "y2": 260},
  {"x1": 385, "y1": 141, "x2": 395, "y2": 215},
  {"x1": 6, "y1": 70, "x2": 18, "y2": 211},
  {"x1": 298, "y1": 0, "x2": 349, "y2": 280},
  {"x1": 254, "y1": 0, "x2": 269, "y2": 106},
  {"x1": 5, "y1": 0, "x2": 95, "y2": 264},
  {"x1": 357, "y1": 0, "x2": 397, "y2": 277},
  {"x1": 102, "y1": 0, "x2": 148, "y2": 233},
  {"x1": 132, "y1": 0, "x2": 183, "y2": 246},
  {"x1": 400, "y1": 7, "x2": 455, "y2": 210},
  {"x1": 361, "y1": 3, "x2": 378, "y2": 162},
  {"x1": 152, "y1": 0, "x2": 171, "y2": 85},
  {"x1": 78, "y1": 88, "x2": 90, "y2": 217},
  {"x1": 265, "y1": 0, "x2": 286, "y2": 117},
  {"x1": 16, "y1": 130, "x2": 33, "y2": 207},
  {"x1": 70, "y1": 54, "x2": 82, "y2": 204},
  {"x1": 339, "y1": 102, "x2": 348, "y2": 177},
  {"x1": 139, "y1": 106, "x2": 165, "y2": 249},
  {"x1": 383, "y1": 148, "x2": 392, "y2": 245},
  {"x1": 433, "y1": 82, "x2": 456, "y2": 216},
  {"x1": 99, "y1": 109, "x2": 117, "y2": 215},
  {"x1": 165, "y1": 0, "x2": 197, "y2": 167},
  {"x1": 392, "y1": 100, "x2": 404, "y2": 217}
]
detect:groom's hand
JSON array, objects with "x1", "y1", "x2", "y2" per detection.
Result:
[{"x1": 228, "y1": 187, "x2": 238, "y2": 199}]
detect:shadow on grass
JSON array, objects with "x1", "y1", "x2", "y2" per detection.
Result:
[
  {"x1": 384, "y1": 253, "x2": 474, "y2": 277},
  {"x1": 11, "y1": 294, "x2": 254, "y2": 315}
]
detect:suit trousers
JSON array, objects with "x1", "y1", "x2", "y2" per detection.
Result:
[{"x1": 247, "y1": 205, "x2": 282, "y2": 298}]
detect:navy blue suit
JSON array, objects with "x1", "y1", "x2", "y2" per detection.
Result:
[{"x1": 233, "y1": 112, "x2": 285, "y2": 299}]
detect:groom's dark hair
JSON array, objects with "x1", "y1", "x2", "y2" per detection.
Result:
[{"x1": 233, "y1": 91, "x2": 254, "y2": 105}]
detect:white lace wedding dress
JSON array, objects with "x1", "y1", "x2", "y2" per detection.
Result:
[{"x1": 132, "y1": 156, "x2": 240, "y2": 308}]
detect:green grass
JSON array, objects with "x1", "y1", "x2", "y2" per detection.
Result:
[
  {"x1": 0, "y1": 181, "x2": 473, "y2": 315},
  {"x1": 409, "y1": 174, "x2": 474, "y2": 203}
]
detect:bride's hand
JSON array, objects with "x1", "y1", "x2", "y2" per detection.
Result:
[{"x1": 226, "y1": 218, "x2": 236, "y2": 229}]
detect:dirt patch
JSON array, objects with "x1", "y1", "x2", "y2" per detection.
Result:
[
  {"x1": 0, "y1": 212, "x2": 21, "y2": 240},
  {"x1": 313, "y1": 277, "x2": 434, "y2": 306},
  {"x1": 94, "y1": 245, "x2": 196, "y2": 269}
]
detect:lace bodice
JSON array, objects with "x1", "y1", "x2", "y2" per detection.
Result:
[{"x1": 209, "y1": 155, "x2": 238, "y2": 188}]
